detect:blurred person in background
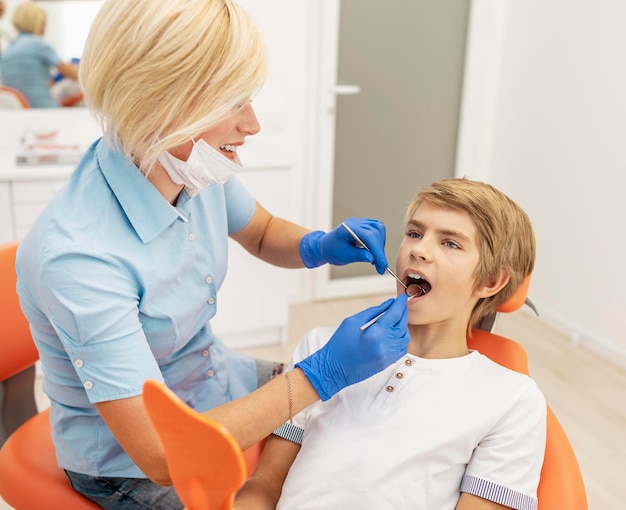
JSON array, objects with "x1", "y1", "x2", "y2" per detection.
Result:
[{"x1": 0, "y1": 1, "x2": 78, "y2": 106}]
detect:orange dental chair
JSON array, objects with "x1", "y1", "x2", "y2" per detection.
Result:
[
  {"x1": 0, "y1": 241, "x2": 99, "y2": 509},
  {"x1": 469, "y1": 275, "x2": 588, "y2": 510},
  {"x1": 0, "y1": 86, "x2": 30, "y2": 109}
]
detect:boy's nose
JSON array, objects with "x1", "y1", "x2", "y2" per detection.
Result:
[{"x1": 410, "y1": 242, "x2": 432, "y2": 262}]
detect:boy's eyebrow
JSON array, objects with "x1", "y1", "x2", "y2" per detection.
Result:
[{"x1": 406, "y1": 219, "x2": 472, "y2": 242}]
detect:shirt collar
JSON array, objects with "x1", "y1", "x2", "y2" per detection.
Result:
[{"x1": 96, "y1": 138, "x2": 182, "y2": 244}]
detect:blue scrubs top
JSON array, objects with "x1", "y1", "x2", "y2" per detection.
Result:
[
  {"x1": 16, "y1": 137, "x2": 259, "y2": 477},
  {"x1": 0, "y1": 32, "x2": 61, "y2": 108}
]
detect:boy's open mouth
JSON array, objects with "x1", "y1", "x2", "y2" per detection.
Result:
[{"x1": 405, "y1": 274, "x2": 431, "y2": 297}]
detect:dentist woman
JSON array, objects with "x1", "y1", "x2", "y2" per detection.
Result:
[{"x1": 14, "y1": 0, "x2": 409, "y2": 508}]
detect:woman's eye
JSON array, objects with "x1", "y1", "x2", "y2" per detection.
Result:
[
  {"x1": 406, "y1": 230, "x2": 421, "y2": 239},
  {"x1": 233, "y1": 99, "x2": 252, "y2": 111}
]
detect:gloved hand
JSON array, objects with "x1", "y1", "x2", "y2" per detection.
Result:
[
  {"x1": 296, "y1": 294, "x2": 409, "y2": 401},
  {"x1": 299, "y1": 217, "x2": 388, "y2": 274}
]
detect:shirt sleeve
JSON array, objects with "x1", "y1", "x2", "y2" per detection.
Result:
[
  {"x1": 224, "y1": 175, "x2": 256, "y2": 234},
  {"x1": 40, "y1": 247, "x2": 163, "y2": 404},
  {"x1": 461, "y1": 381, "x2": 547, "y2": 510}
]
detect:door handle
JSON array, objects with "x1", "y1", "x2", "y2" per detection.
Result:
[{"x1": 330, "y1": 84, "x2": 361, "y2": 95}]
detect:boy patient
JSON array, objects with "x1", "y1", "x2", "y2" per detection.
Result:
[{"x1": 236, "y1": 177, "x2": 547, "y2": 510}]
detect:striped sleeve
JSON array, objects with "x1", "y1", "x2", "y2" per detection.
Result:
[
  {"x1": 272, "y1": 422, "x2": 304, "y2": 445},
  {"x1": 461, "y1": 475, "x2": 537, "y2": 510}
]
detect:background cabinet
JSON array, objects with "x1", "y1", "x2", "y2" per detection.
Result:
[{"x1": 0, "y1": 178, "x2": 67, "y2": 242}]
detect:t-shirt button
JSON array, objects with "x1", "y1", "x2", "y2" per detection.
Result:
[
  {"x1": 84, "y1": 380, "x2": 94, "y2": 390},
  {"x1": 205, "y1": 276, "x2": 213, "y2": 284},
  {"x1": 395, "y1": 372, "x2": 404, "y2": 379},
  {"x1": 404, "y1": 359, "x2": 413, "y2": 366},
  {"x1": 188, "y1": 233, "x2": 195, "y2": 241},
  {"x1": 202, "y1": 349, "x2": 209, "y2": 357},
  {"x1": 74, "y1": 359, "x2": 84, "y2": 368},
  {"x1": 207, "y1": 369, "x2": 215, "y2": 378},
  {"x1": 207, "y1": 297, "x2": 215, "y2": 305},
  {"x1": 385, "y1": 385, "x2": 394, "y2": 392}
]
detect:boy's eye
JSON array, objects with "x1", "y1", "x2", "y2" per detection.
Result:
[{"x1": 444, "y1": 240, "x2": 460, "y2": 249}]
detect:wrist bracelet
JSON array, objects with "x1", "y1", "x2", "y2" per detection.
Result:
[{"x1": 285, "y1": 371, "x2": 293, "y2": 425}]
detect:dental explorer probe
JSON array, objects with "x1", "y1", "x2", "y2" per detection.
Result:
[
  {"x1": 340, "y1": 222, "x2": 420, "y2": 331},
  {"x1": 340, "y1": 222, "x2": 408, "y2": 291}
]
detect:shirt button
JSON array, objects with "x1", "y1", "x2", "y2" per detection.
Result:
[
  {"x1": 74, "y1": 359, "x2": 84, "y2": 368},
  {"x1": 84, "y1": 381, "x2": 94, "y2": 390},
  {"x1": 205, "y1": 276, "x2": 213, "y2": 284},
  {"x1": 188, "y1": 233, "x2": 195, "y2": 241},
  {"x1": 207, "y1": 369, "x2": 215, "y2": 378},
  {"x1": 207, "y1": 297, "x2": 215, "y2": 305},
  {"x1": 202, "y1": 349, "x2": 209, "y2": 357},
  {"x1": 395, "y1": 372, "x2": 404, "y2": 379},
  {"x1": 385, "y1": 385, "x2": 394, "y2": 392},
  {"x1": 404, "y1": 359, "x2": 413, "y2": 366}
]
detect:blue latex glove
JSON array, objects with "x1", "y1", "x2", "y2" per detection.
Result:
[
  {"x1": 296, "y1": 294, "x2": 409, "y2": 401},
  {"x1": 299, "y1": 218, "x2": 388, "y2": 274}
]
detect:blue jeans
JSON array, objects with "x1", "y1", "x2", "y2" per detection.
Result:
[{"x1": 65, "y1": 470, "x2": 183, "y2": 509}]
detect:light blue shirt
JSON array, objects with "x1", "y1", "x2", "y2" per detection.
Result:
[
  {"x1": 16, "y1": 137, "x2": 259, "y2": 477},
  {"x1": 0, "y1": 32, "x2": 61, "y2": 108}
]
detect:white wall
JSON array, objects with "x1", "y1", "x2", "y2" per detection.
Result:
[{"x1": 458, "y1": 0, "x2": 626, "y2": 367}]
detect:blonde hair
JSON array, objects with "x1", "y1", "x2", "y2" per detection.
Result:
[
  {"x1": 405, "y1": 178, "x2": 536, "y2": 332},
  {"x1": 79, "y1": 0, "x2": 267, "y2": 174},
  {"x1": 13, "y1": 2, "x2": 46, "y2": 35}
]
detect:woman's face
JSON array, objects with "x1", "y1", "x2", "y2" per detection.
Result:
[{"x1": 170, "y1": 103, "x2": 261, "y2": 163}]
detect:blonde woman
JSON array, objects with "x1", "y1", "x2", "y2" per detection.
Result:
[
  {"x1": 0, "y1": 1, "x2": 78, "y2": 107},
  {"x1": 15, "y1": 0, "x2": 410, "y2": 508}
]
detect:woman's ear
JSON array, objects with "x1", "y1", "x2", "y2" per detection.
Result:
[{"x1": 475, "y1": 266, "x2": 510, "y2": 299}]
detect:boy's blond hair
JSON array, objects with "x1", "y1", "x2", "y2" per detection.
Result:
[
  {"x1": 405, "y1": 178, "x2": 536, "y2": 332},
  {"x1": 79, "y1": 0, "x2": 267, "y2": 174},
  {"x1": 13, "y1": 2, "x2": 46, "y2": 35}
]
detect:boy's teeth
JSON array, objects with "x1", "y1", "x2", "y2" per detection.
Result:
[{"x1": 408, "y1": 273, "x2": 423, "y2": 280}]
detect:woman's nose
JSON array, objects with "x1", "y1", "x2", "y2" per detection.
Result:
[{"x1": 239, "y1": 104, "x2": 261, "y2": 136}]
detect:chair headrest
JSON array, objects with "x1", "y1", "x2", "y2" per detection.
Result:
[{"x1": 496, "y1": 274, "x2": 531, "y2": 314}]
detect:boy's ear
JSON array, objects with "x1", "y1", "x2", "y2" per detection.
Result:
[{"x1": 475, "y1": 266, "x2": 510, "y2": 299}]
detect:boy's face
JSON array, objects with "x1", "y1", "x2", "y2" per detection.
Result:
[{"x1": 396, "y1": 201, "x2": 482, "y2": 328}]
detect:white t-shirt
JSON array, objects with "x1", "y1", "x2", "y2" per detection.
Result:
[{"x1": 275, "y1": 327, "x2": 546, "y2": 510}]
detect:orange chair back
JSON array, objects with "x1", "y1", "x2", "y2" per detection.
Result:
[
  {"x1": 468, "y1": 273, "x2": 588, "y2": 510},
  {"x1": 143, "y1": 380, "x2": 248, "y2": 510},
  {"x1": 0, "y1": 241, "x2": 39, "y2": 380},
  {"x1": 0, "y1": 241, "x2": 100, "y2": 509},
  {"x1": 496, "y1": 274, "x2": 531, "y2": 314},
  {"x1": 0, "y1": 86, "x2": 30, "y2": 109}
]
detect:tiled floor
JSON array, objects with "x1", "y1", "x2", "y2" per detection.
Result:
[{"x1": 2, "y1": 294, "x2": 622, "y2": 509}]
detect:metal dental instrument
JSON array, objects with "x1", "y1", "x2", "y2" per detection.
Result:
[
  {"x1": 340, "y1": 222, "x2": 407, "y2": 290},
  {"x1": 340, "y1": 222, "x2": 421, "y2": 331}
]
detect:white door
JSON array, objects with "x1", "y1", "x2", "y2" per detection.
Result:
[{"x1": 312, "y1": 0, "x2": 471, "y2": 300}]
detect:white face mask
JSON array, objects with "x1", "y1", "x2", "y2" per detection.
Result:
[{"x1": 157, "y1": 138, "x2": 242, "y2": 196}]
